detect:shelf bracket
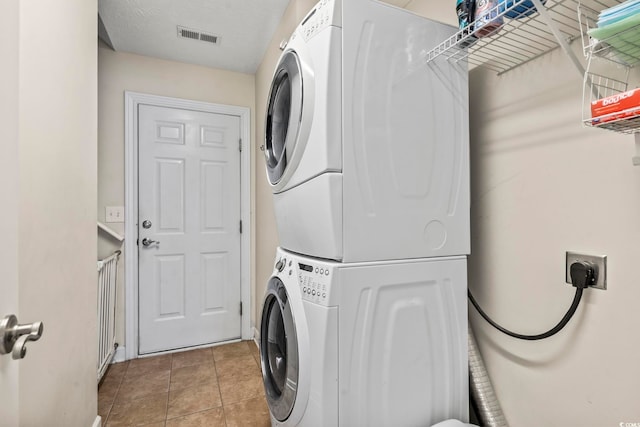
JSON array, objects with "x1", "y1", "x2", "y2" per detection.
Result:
[
  {"x1": 530, "y1": 0, "x2": 585, "y2": 77},
  {"x1": 633, "y1": 134, "x2": 640, "y2": 166}
]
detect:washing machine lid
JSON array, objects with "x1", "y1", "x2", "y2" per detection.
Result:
[
  {"x1": 260, "y1": 277, "x2": 299, "y2": 421},
  {"x1": 265, "y1": 50, "x2": 304, "y2": 186}
]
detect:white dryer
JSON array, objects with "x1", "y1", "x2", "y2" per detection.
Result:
[
  {"x1": 259, "y1": 248, "x2": 469, "y2": 427},
  {"x1": 264, "y1": 0, "x2": 469, "y2": 262}
]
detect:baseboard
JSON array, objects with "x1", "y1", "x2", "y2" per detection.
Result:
[
  {"x1": 112, "y1": 345, "x2": 126, "y2": 363},
  {"x1": 253, "y1": 326, "x2": 260, "y2": 348},
  {"x1": 92, "y1": 415, "x2": 102, "y2": 427}
]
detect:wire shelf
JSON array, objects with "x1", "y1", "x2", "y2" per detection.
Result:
[
  {"x1": 424, "y1": 0, "x2": 640, "y2": 134},
  {"x1": 426, "y1": 0, "x2": 621, "y2": 74},
  {"x1": 579, "y1": 2, "x2": 640, "y2": 67},
  {"x1": 581, "y1": 71, "x2": 640, "y2": 133},
  {"x1": 584, "y1": 113, "x2": 640, "y2": 132},
  {"x1": 579, "y1": 1, "x2": 640, "y2": 133}
]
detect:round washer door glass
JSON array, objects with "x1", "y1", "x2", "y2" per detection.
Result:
[
  {"x1": 265, "y1": 51, "x2": 303, "y2": 186},
  {"x1": 260, "y1": 277, "x2": 299, "y2": 421}
]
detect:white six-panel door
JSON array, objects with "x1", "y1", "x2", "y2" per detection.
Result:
[{"x1": 138, "y1": 104, "x2": 242, "y2": 354}]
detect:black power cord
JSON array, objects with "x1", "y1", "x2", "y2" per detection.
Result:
[{"x1": 468, "y1": 261, "x2": 595, "y2": 341}]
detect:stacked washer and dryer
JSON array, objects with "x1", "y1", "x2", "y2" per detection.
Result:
[{"x1": 260, "y1": 0, "x2": 471, "y2": 426}]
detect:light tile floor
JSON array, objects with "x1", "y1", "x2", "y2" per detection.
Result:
[{"x1": 98, "y1": 340, "x2": 270, "y2": 426}]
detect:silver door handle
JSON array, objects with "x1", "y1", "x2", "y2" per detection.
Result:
[
  {"x1": 142, "y1": 238, "x2": 160, "y2": 247},
  {"x1": 0, "y1": 314, "x2": 44, "y2": 360}
]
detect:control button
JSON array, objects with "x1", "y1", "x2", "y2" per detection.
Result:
[
  {"x1": 303, "y1": 287, "x2": 306, "y2": 293},
  {"x1": 312, "y1": 290, "x2": 316, "y2": 296},
  {"x1": 315, "y1": 267, "x2": 318, "y2": 273},
  {"x1": 319, "y1": 268, "x2": 324, "y2": 275},
  {"x1": 323, "y1": 293, "x2": 326, "y2": 298},
  {"x1": 325, "y1": 270, "x2": 330, "y2": 276},
  {"x1": 289, "y1": 260, "x2": 292, "y2": 267},
  {"x1": 289, "y1": 270, "x2": 292, "y2": 276},
  {"x1": 275, "y1": 258, "x2": 285, "y2": 272}
]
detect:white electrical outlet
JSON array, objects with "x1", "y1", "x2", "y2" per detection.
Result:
[
  {"x1": 565, "y1": 251, "x2": 607, "y2": 290},
  {"x1": 105, "y1": 206, "x2": 125, "y2": 223}
]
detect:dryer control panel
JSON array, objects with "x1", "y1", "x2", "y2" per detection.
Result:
[{"x1": 298, "y1": 0, "x2": 340, "y2": 42}]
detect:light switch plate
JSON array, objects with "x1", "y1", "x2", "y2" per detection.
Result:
[{"x1": 105, "y1": 206, "x2": 124, "y2": 223}]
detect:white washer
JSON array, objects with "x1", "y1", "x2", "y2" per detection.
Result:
[
  {"x1": 259, "y1": 248, "x2": 469, "y2": 427},
  {"x1": 264, "y1": 0, "x2": 469, "y2": 262}
]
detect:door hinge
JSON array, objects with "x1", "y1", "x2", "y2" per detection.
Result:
[
  {"x1": 240, "y1": 302, "x2": 243, "y2": 316},
  {"x1": 239, "y1": 220, "x2": 243, "y2": 234},
  {"x1": 239, "y1": 138, "x2": 242, "y2": 152},
  {"x1": 136, "y1": 238, "x2": 139, "y2": 246}
]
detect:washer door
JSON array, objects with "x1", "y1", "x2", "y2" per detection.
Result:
[
  {"x1": 260, "y1": 277, "x2": 299, "y2": 421},
  {"x1": 265, "y1": 50, "x2": 304, "y2": 186}
]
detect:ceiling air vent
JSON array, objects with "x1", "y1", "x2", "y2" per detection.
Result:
[{"x1": 177, "y1": 26, "x2": 219, "y2": 45}]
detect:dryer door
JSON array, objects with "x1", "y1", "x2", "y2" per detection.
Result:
[
  {"x1": 260, "y1": 277, "x2": 299, "y2": 421},
  {"x1": 265, "y1": 50, "x2": 303, "y2": 186}
]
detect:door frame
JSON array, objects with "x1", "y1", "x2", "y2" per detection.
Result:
[{"x1": 124, "y1": 91, "x2": 252, "y2": 359}]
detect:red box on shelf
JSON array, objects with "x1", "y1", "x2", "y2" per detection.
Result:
[{"x1": 591, "y1": 88, "x2": 640, "y2": 124}]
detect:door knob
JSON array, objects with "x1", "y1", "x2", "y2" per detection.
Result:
[
  {"x1": 0, "y1": 314, "x2": 44, "y2": 360},
  {"x1": 142, "y1": 238, "x2": 160, "y2": 247}
]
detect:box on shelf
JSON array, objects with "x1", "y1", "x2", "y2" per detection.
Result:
[{"x1": 591, "y1": 87, "x2": 640, "y2": 124}]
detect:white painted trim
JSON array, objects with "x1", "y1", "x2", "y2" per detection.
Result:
[
  {"x1": 112, "y1": 345, "x2": 126, "y2": 363},
  {"x1": 92, "y1": 415, "x2": 102, "y2": 427},
  {"x1": 124, "y1": 91, "x2": 252, "y2": 360},
  {"x1": 124, "y1": 93, "x2": 138, "y2": 361},
  {"x1": 135, "y1": 338, "x2": 242, "y2": 359},
  {"x1": 253, "y1": 326, "x2": 261, "y2": 349}
]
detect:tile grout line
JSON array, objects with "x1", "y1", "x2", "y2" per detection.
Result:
[
  {"x1": 102, "y1": 360, "x2": 129, "y2": 425},
  {"x1": 165, "y1": 353, "x2": 174, "y2": 425},
  {"x1": 209, "y1": 353, "x2": 225, "y2": 426},
  {"x1": 220, "y1": 382, "x2": 229, "y2": 427},
  {"x1": 213, "y1": 353, "x2": 230, "y2": 427}
]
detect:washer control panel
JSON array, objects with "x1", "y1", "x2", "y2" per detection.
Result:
[
  {"x1": 273, "y1": 255, "x2": 334, "y2": 307},
  {"x1": 297, "y1": 261, "x2": 332, "y2": 306}
]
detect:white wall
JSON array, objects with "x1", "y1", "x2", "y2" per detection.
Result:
[
  {"x1": 15, "y1": 0, "x2": 98, "y2": 425},
  {"x1": 466, "y1": 57, "x2": 640, "y2": 427},
  {"x1": 404, "y1": 1, "x2": 640, "y2": 425},
  {"x1": 98, "y1": 43, "x2": 256, "y2": 346}
]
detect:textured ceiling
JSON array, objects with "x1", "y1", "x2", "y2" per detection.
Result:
[
  {"x1": 99, "y1": 0, "x2": 418, "y2": 74},
  {"x1": 98, "y1": 0, "x2": 290, "y2": 74}
]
